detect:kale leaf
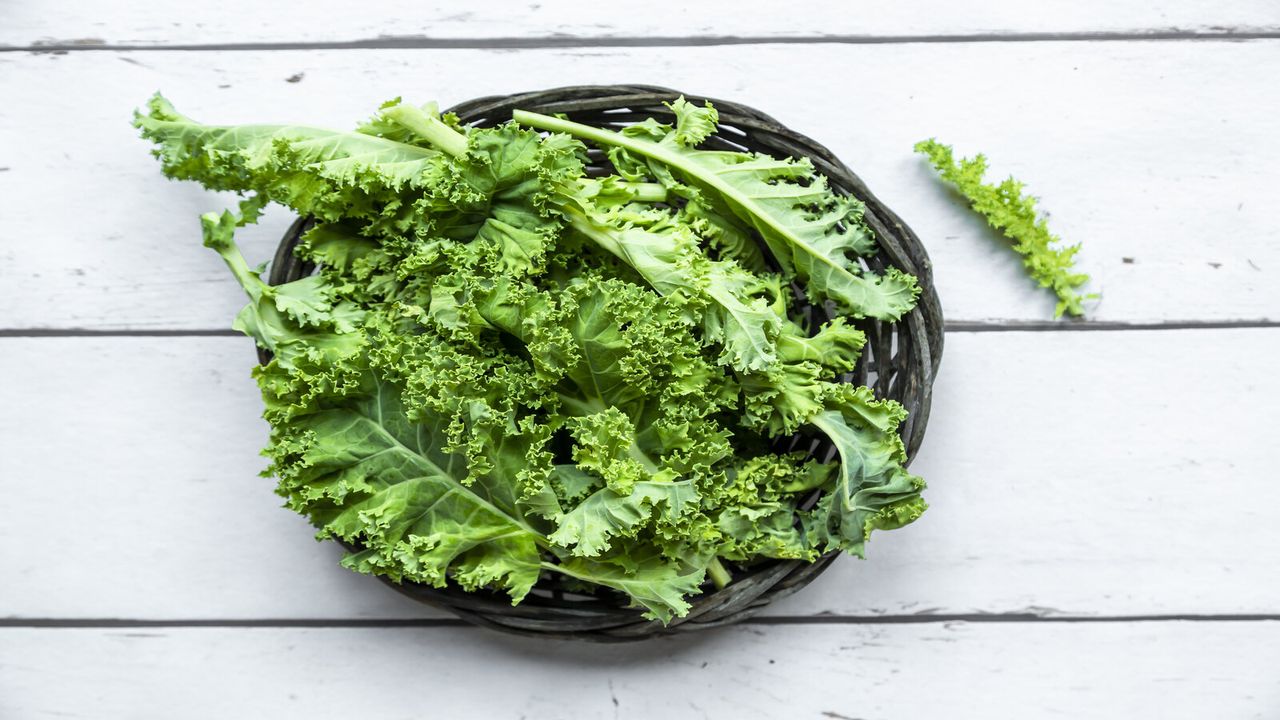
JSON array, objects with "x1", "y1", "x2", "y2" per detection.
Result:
[{"x1": 136, "y1": 94, "x2": 927, "y2": 622}]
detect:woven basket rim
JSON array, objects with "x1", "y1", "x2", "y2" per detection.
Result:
[{"x1": 262, "y1": 84, "x2": 944, "y2": 641}]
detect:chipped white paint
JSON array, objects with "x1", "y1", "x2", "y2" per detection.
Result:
[
  {"x1": 1, "y1": 43, "x2": 1278, "y2": 329},
  {"x1": 3, "y1": 0, "x2": 1280, "y2": 47},
  {"x1": 3, "y1": 330, "x2": 1277, "y2": 620}
]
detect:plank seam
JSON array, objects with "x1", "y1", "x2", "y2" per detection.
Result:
[
  {"x1": 3, "y1": 614, "x2": 1278, "y2": 628},
  {"x1": 944, "y1": 320, "x2": 1280, "y2": 332},
  {"x1": 4, "y1": 30, "x2": 1280, "y2": 53}
]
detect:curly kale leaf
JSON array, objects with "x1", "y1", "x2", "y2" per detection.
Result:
[
  {"x1": 137, "y1": 93, "x2": 929, "y2": 623},
  {"x1": 806, "y1": 386, "x2": 927, "y2": 556},
  {"x1": 281, "y1": 378, "x2": 548, "y2": 600},
  {"x1": 549, "y1": 479, "x2": 700, "y2": 557},
  {"x1": 134, "y1": 94, "x2": 446, "y2": 233},
  {"x1": 551, "y1": 548, "x2": 709, "y2": 623},
  {"x1": 563, "y1": 202, "x2": 784, "y2": 373},
  {"x1": 200, "y1": 208, "x2": 365, "y2": 371},
  {"x1": 514, "y1": 101, "x2": 921, "y2": 321}
]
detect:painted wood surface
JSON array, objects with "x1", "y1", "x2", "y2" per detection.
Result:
[
  {"x1": 4, "y1": 329, "x2": 1276, "y2": 620},
  {"x1": 3, "y1": 623, "x2": 1277, "y2": 719},
  {"x1": 3, "y1": 3, "x2": 1279, "y2": 715},
  {"x1": 2, "y1": 43, "x2": 1278, "y2": 330},
  {"x1": 3, "y1": 0, "x2": 1279, "y2": 48}
]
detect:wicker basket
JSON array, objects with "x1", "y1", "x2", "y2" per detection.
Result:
[{"x1": 263, "y1": 85, "x2": 944, "y2": 641}]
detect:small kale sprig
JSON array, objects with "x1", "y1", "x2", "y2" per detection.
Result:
[{"x1": 915, "y1": 139, "x2": 1096, "y2": 318}]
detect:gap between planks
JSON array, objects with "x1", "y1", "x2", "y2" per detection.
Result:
[
  {"x1": 4, "y1": 614, "x2": 1280, "y2": 628},
  {"x1": 5, "y1": 29, "x2": 1280, "y2": 53}
]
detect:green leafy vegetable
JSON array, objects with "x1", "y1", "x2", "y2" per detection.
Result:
[
  {"x1": 914, "y1": 138, "x2": 1095, "y2": 318},
  {"x1": 135, "y1": 94, "x2": 927, "y2": 622},
  {"x1": 515, "y1": 103, "x2": 921, "y2": 322}
]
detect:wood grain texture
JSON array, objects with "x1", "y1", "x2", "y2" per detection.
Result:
[
  {"x1": 4, "y1": 329, "x2": 1276, "y2": 620},
  {"x1": 3, "y1": 0, "x2": 1279, "y2": 47},
  {"x1": 3, "y1": 623, "x2": 1278, "y2": 719},
  {"x1": 2, "y1": 43, "x2": 1278, "y2": 329}
]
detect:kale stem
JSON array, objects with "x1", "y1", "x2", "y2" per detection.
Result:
[
  {"x1": 201, "y1": 211, "x2": 267, "y2": 302},
  {"x1": 383, "y1": 103, "x2": 468, "y2": 158},
  {"x1": 707, "y1": 558, "x2": 732, "y2": 589},
  {"x1": 625, "y1": 182, "x2": 668, "y2": 203},
  {"x1": 563, "y1": 209, "x2": 625, "y2": 259}
]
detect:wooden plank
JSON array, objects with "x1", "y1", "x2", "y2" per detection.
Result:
[
  {"x1": 3, "y1": 0, "x2": 1279, "y2": 47},
  {"x1": 1, "y1": 43, "x2": 1278, "y2": 329},
  {"x1": 2, "y1": 623, "x2": 1277, "y2": 718},
  {"x1": 3, "y1": 329, "x2": 1276, "y2": 620}
]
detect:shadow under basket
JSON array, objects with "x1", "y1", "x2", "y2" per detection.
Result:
[{"x1": 260, "y1": 85, "x2": 945, "y2": 641}]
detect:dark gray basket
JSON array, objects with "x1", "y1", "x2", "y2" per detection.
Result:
[{"x1": 264, "y1": 85, "x2": 944, "y2": 641}]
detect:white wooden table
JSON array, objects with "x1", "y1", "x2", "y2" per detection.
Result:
[{"x1": 2, "y1": 3, "x2": 1279, "y2": 717}]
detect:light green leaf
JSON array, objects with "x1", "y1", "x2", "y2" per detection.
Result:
[
  {"x1": 549, "y1": 480, "x2": 700, "y2": 556},
  {"x1": 135, "y1": 94, "x2": 445, "y2": 225},
  {"x1": 514, "y1": 109, "x2": 920, "y2": 321},
  {"x1": 915, "y1": 138, "x2": 1095, "y2": 317},
  {"x1": 668, "y1": 97, "x2": 719, "y2": 147},
  {"x1": 806, "y1": 387, "x2": 927, "y2": 556},
  {"x1": 565, "y1": 205, "x2": 783, "y2": 373},
  {"x1": 281, "y1": 377, "x2": 546, "y2": 601},
  {"x1": 549, "y1": 551, "x2": 708, "y2": 622}
]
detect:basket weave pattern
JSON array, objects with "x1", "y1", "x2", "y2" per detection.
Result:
[{"x1": 264, "y1": 85, "x2": 944, "y2": 640}]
